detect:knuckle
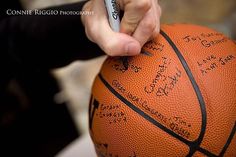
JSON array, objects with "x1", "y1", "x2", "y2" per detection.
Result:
[
  {"x1": 123, "y1": 17, "x2": 137, "y2": 27},
  {"x1": 157, "y1": 4, "x2": 162, "y2": 16},
  {"x1": 125, "y1": 21, "x2": 138, "y2": 32},
  {"x1": 86, "y1": 24, "x2": 97, "y2": 41},
  {"x1": 108, "y1": 52, "x2": 118, "y2": 57},
  {"x1": 103, "y1": 37, "x2": 126, "y2": 56},
  {"x1": 135, "y1": 0, "x2": 152, "y2": 11},
  {"x1": 106, "y1": 49, "x2": 119, "y2": 56},
  {"x1": 121, "y1": 18, "x2": 138, "y2": 34},
  {"x1": 103, "y1": 41, "x2": 117, "y2": 56},
  {"x1": 151, "y1": 27, "x2": 160, "y2": 39},
  {"x1": 85, "y1": 28, "x2": 94, "y2": 42},
  {"x1": 142, "y1": 20, "x2": 156, "y2": 33}
]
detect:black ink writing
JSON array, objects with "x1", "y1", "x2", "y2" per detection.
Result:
[
  {"x1": 96, "y1": 103, "x2": 127, "y2": 124},
  {"x1": 197, "y1": 55, "x2": 217, "y2": 67},
  {"x1": 156, "y1": 68, "x2": 182, "y2": 97},
  {"x1": 219, "y1": 54, "x2": 235, "y2": 65},
  {"x1": 112, "y1": 79, "x2": 192, "y2": 140},
  {"x1": 169, "y1": 122, "x2": 190, "y2": 139},
  {"x1": 144, "y1": 57, "x2": 170, "y2": 94},
  {"x1": 144, "y1": 40, "x2": 164, "y2": 53},
  {"x1": 183, "y1": 32, "x2": 223, "y2": 42},
  {"x1": 168, "y1": 116, "x2": 191, "y2": 139},
  {"x1": 112, "y1": 80, "x2": 126, "y2": 94},
  {"x1": 201, "y1": 37, "x2": 228, "y2": 48},
  {"x1": 89, "y1": 97, "x2": 100, "y2": 131},
  {"x1": 197, "y1": 54, "x2": 235, "y2": 76},
  {"x1": 109, "y1": 57, "x2": 142, "y2": 73},
  {"x1": 94, "y1": 141, "x2": 136, "y2": 157},
  {"x1": 182, "y1": 32, "x2": 229, "y2": 48}
]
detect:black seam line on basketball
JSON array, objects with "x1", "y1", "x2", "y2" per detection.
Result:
[
  {"x1": 219, "y1": 121, "x2": 236, "y2": 156},
  {"x1": 98, "y1": 73, "x2": 192, "y2": 146},
  {"x1": 197, "y1": 147, "x2": 218, "y2": 157},
  {"x1": 160, "y1": 30, "x2": 207, "y2": 155},
  {"x1": 89, "y1": 95, "x2": 93, "y2": 131}
]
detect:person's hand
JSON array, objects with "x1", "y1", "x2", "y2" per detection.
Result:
[{"x1": 81, "y1": 0, "x2": 161, "y2": 56}]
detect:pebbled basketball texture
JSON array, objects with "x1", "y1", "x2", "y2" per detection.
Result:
[{"x1": 89, "y1": 24, "x2": 236, "y2": 157}]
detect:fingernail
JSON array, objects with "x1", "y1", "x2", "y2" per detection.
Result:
[{"x1": 125, "y1": 42, "x2": 140, "y2": 55}]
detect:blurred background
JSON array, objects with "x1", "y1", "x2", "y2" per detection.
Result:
[
  {"x1": 20, "y1": 0, "x2": 236, "y2": 38},
  {"x1": 1, "y1": 0, "x2": 236, "y2": 156}
]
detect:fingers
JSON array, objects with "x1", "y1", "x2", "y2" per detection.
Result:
[
  {"x1": 82, "y1": 0, "x2": 141, "y2": 56},
  {"x1": 119, "y1": 0, "x2": 152, "y2": 35},
  {"x1": 132, "y1": 0, "x2": 161, "y2": 47},
  {"x1": 120, "y1": 0, "x2": 161, "y2": 47}
]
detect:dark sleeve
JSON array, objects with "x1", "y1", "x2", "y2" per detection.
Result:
[{"x1": 0, "y1": 1, "x2": 105, "y2": 69}]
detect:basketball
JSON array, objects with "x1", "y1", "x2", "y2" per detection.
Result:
[{"x1": 89, "y1": 24, "x2": 236, "y2": 156}]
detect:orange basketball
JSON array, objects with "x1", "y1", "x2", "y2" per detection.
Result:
[{"x1": 89, "y1": 24, "x2": 236, "y2": 157}]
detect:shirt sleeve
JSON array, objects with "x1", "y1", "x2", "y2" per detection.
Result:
[{"x1": 0, "y1": 1, "x2": 105, "y2": 69}]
